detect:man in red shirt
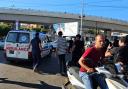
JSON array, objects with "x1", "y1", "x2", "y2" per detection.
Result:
[{"x1": 78, "y1": 34, "x2": 108, "y2": 89}]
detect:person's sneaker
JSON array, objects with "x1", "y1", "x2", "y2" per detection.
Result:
[
  {"x1": 33, "y1": 63, "x2": 38, "y2": 72},
  {"x1": 34, "y1": 68, "x2": 38, "y2": 72},
  {"x1": 33, "y1": 66, "x2": 36, "y2": 72}
]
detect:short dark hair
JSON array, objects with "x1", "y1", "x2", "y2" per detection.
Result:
[
  {"x1": 119, "y1": 36, "x2": 128, "y2": 44},
  {"x1": 76, "y1": 34, "x2": 81, "y2": 38},
  {"x1": 58, "y1": 31, "x2": 63, "y2": 36},
  {"x1": 35, "y1": 32, "x2": 39, "y2": 37}
]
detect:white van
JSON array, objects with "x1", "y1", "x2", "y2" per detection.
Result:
[{"x1": 4, "y1": 30, "x2": 52, "y2": 61}]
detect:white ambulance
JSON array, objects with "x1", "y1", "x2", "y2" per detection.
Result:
[{"x1": 4, "y1": 30, "x2": 52, "y2": 61}]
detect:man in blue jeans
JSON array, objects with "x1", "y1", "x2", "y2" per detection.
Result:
[{"x1": 78, "y1": 34, "x2": 108, "y2": 89}]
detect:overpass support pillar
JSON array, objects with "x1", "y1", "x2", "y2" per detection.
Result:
[
  {"x1": 104, "y1": 29, "x2": 111, "y2": 40},
  {"x1": 15, "y1": 20, "x2": 20, "y2": 30},
  {"x1": 12, "y1": 20, "x2": 20, "y2": 30}
]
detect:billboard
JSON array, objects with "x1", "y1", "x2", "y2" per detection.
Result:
[{"x1": 54, "y1": 22, "x2": 78, "y2": 36}]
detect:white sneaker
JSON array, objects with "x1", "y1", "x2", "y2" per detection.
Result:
[{"x1": 33, "y1": 63, "x2": 38, "y2": 71}]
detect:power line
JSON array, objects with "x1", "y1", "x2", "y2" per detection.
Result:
[
  {"x1": 0, "y1": 0, "x2": 79, "y2": 7},
  {"x1": 9, "y1": 3, "x2": 128, "y2": 9},
  {"x1": 0, "y1": 0, "x2": 126, "y2": 8},
  {"x1": 86, "y1": 0, "x2": 123, "y2": 4},
  {"x1": 0, "y1": 0, "x2": 128, "y2": 9},
  {"x1": 86, "y1": 4, "x2": 128, "y2": 9}
]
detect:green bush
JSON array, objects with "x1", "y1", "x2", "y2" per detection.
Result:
[{"x1": 0, "y1": 24, "x2": 11, "y2": 37}]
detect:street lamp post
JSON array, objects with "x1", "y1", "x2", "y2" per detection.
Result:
[
  {"x1": 11, "y1": 0, "x2": 15, "y2": 8},
  {"x1": 80, "y1": 0, "x2": 84, "y2": 35}
]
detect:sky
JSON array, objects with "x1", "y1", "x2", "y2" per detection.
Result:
[{"x1": 0, "y1": 0, "x2": 128, "y2": 21}]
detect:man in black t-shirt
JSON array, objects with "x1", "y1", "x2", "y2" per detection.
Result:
[
  {"x1": 71, "y1": 34, "x2": 84, "y2": 67},
  {"x1": 28, "y1": 32, "x2": 42, "y2": 71}
]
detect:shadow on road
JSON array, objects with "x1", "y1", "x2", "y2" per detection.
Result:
[
  {"x1": 6, "y1": 60, "x2": 33, "y2": 69},
  {"x1": 2, "y1": 52, "x2": 60, "y2": 75},
  {"x1": 37, "y1": 53, "x2": 60, "y2": 75},
  {"x1": 0, "y1": 51, "x2": 68, "y2": 75},
  {"x1": 0, "y1": 78, "x2": 61, "y2": 89}
]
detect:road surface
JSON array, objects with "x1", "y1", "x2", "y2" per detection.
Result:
[{"x1": 0, "y1": 50, "x2": 70, "y2": 89}]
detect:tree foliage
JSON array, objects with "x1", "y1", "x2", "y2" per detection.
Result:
[
  {"x1": 0, "y1": 23, "x2": 50, "y2": 37},
  {"x1": 0, "y1": 23, "x2": 11, "y2": 37}
]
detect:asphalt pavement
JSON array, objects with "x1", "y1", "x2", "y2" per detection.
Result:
[{"x1": 0, "y1": 51, "x2": 69, "y2": 89}]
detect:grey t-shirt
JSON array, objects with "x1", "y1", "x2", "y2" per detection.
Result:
[{"x1": 56, "y1": 36, "x2": 67, "y2": 55}]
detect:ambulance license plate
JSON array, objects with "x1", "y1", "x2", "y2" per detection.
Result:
[{"x1": 9, "y1": 50, "x2": 14, "y2": 54}]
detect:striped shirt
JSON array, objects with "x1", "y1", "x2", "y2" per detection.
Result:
[{"x1": 56, "y1": 36, "x2": 67, "y2": 55}]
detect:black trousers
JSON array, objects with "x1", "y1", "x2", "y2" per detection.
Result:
[
  {"x1": 58, "y1": 54, "x2": 66, "y2": 74},
  {"x1": 71, "y1": 51, "x2": 82, "y2": 67},
  {"x1": 32, "y1": 52, "x2": 41, "y2": 68}
]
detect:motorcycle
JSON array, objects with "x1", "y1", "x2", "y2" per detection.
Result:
[{"x1": 63, "y1": 59, "x2": 128, "y2": 89}]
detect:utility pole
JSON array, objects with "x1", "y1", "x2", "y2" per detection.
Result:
[
  {"x1": 80, "y1": 0, "x2": 84, "y2": 35},
  {"x1": 11, "y1": 0, "x2": 15, "y2": 8}
]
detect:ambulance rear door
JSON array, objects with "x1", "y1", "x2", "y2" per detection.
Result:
[{"x1": 5, "y1": 32, "x2": 30, "y2": 60}]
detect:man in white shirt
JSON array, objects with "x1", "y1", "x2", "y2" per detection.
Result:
[{"x1": 56, "y1": 31, "x2": 67, "y2": 76}]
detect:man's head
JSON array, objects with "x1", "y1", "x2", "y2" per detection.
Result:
[
  {"x1": 35, "y1": 32, "x2": 39, "y2": 37},
  {"x1": 75, "y1": 34, "x2": 81, "y2": 40},
  {"x1": 58, "y1": 31, "x2": 63, "y2": 36},
  {"x1": 119, "y1": 36, "x2": 128, "y2": 46},
  {"x1": 95, "y1": 34, "x2": 105, "y2": 49}
]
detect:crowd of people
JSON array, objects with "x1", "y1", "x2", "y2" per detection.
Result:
[
  {"x1": 29, "y1": 31, "x2": 128, "y2": 89},
  {"x1": 78, "y1": 34, "x2": 128, "y2": 89}
]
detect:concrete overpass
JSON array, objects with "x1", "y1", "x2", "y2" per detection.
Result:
[{"x1": 0, "y1": 7, "x2": 128, "y2": 33}]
